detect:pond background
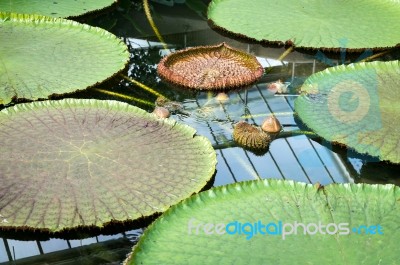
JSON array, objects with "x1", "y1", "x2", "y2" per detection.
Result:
[{"x1": 1, "y1": 0, "x2": 400, "y2": 263}]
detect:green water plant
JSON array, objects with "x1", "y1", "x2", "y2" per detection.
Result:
[
  {"x1": 208, "y1": 0, "x2": 400, "y2": 51},
  {"x1": 125, "y1": 179, "x2": 399, "y2": 264},
  {"x1": 295, "y1": 60, "x2": 400, "y2": 163},
  {"x1": 0, "y1": 12, "x2": 129, "y2": 105},
  {"x1": 0, "y1": 99, "x2": 216, "y2": 236},
  {"x1": 0, "y1": 0, "x2": 116, "y2": 18}
]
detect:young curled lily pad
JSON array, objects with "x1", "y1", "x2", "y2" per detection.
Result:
[
  {"x1": 0, "y1": 13, "x2": 129, "y2": 105},
  {"x1": 125, "y1": 179, "x2": 400, "y2": 264},
  {"x1": 295, "y1": 60, "x2": 400, "y2": 163},
  {"x1": 0, "y1": 99, "x2": 216, "y2": 236},
  {"x1": 233, "y1": 121, "x2": 271, "y2": 155},
  {"x1": 0, "y1": 0, "x2": 116, "y2": 18},
  {"x1": 157, "y1": 43, "x2": 264, "y2": 90},
  {"x1": 208, "y1": 0, "x2": 400, "y2": 51}
]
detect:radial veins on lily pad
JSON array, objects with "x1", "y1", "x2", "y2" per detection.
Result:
[
  {"x1": 0, "y1": 13, "x2": 129, "y2": 105},
  {"x1": 0, "y1": 0, "x2": 116, "y2": 18},
  {"x1": 208, "y1": 0, "x2": 400, "y2": 50},
  {"x1": 0, "y1": 99, "x2": 216, "y2": 236},
  {"x1": 295, "y1": 60, "x2": 400, "y2": 163},
  {"x1": 125, "y1": 179, "x2": 400, "y2": 264},
  {"x1": 157, "y1": 43, "x2": 263, "y2": 91}
]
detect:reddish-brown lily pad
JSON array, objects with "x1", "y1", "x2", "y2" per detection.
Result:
[{"x1": 157, "y1": 43, "x2": 264, "y2": 91}]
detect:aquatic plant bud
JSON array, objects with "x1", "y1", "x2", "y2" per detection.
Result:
[
  {"x1": 153, "y1": 106, "x2": 170, "y2": 118},
  {"x1": 261, "y1": 115, "x2": 282, "y2": 133},
  {"x1": 261, "y1": 115, "x2": 282, "y2": 140},
  {"x1": 216, "y1": 92, "x2": 229, "y2": 102},
  {"x1": 155, "y1": 96, "x2": 169, "y2": 107},
  {"x1": 233, "y1": 121, "x2": 271, "y2": 153},
  {"x1": 267, "y1": 80, "x2": 288, "y2": 94},
  {"x1": 155, "y1": 96, "x2": 183, "y2": 112}
]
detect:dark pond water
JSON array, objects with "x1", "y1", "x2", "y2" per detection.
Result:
[{"x1": 1, "y1": 1, "x2": 400, "y2": 264}]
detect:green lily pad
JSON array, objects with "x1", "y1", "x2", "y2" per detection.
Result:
[
  {"x1": 208, "y1": 0, "x2": 400, "y2": 50},
  {"x1": 0, "y1": 99, "x2": 216, "y2": 236},
  {"x1": 0, "y1": 0, "x2": 116, "y2": 18},
  {"x1": 295, "y1": 60, "x2": 400, "y2": 163},
  {"x1": 125, "y1": 179, "x2": 400, "y2": 264},
  {"x1": 0, "y1": 13, "x2": 129, "y2": 105}
]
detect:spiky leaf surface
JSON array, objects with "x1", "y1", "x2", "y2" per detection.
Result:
[
  {"x1": 0, "y1": 99, "x2": 216, "y2": 234},
  {"x1": 0, "y1": 0, "x2": 115, "y2": 18},
  {"x1": 0, "y1": 13, "x2": 129, "y2": 105},
  {"x1": 295, "y1": 61, "x2": 400, "y2": 163},
  {"x1": 126, "y1": 179, "x2": 400, "y2": 264},
  {"x1": 208, "y1": 0, "x2": 400, "y2": 50},
  {"x1": 157, "y1": 43, "x2": 263, "y2": 90}
]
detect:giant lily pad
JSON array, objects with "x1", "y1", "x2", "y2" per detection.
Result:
[
  {"x1": 0, "y1": 99, "x2": 216, "y2": 235},
  {"x1": 125, "y1": 179, "x2": 400, "y2": 264},
  {"x1": 0, "y1": 0, "x2": 116, "y2": 18},
  {"x1": 295, "y1": 60, "x2": 400, "y2": 163},
  {"x1": 0, "y1": 13, "x2": 129, "y2": 105},
  {"x1": 157, "y1": 43, "x2": 264, "y2": 90},
  {"x1": 208, "y1": 0, "x2": 400, "y2": 51}
]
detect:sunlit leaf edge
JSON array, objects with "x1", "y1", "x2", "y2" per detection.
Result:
[
  {"x1": 125, "y1": 178, "x2": 399, "y2": 264},
  {"x1": 0, "y1": 99, "x2": 217, "y2": 238},
  {"x1": 0, "y1": 12, "x2": 129, "y2": 105}
]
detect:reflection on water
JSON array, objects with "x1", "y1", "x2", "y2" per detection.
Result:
[
  {"x1": 0, "y1": 228, "x2": 143, "y2": 264},
  {"x1": 1, "y1": 1, "x2": 400, "y2": 264}
]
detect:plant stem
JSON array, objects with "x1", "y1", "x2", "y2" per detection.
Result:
[
  {"x1": 264, "y1": 46, "x2": 294, "y2": 74},
  {"x1": 359, "y1": 49, "x2": 393, "y2": 62},
  {"x1": 120, "y1": 74, "x2": 169, "y2": 100},
  {"x1": 213, "y1": 129, "x2": 319, "y2": 150},
  {"x1": 143, "y1": 0, "x2": 168, "y2": 50},
  {"x1": 277, "y1": 46, "x2": 294, "y2": 61},
  {"x1": 92, "y1": 88, "x2": 155, "y2": 107},
  {"x1": 278, "y1": 129, "x2": 318, "y2": 138}
]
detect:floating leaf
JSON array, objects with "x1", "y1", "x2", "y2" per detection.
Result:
[
  {"x1": 125, "y1": 179, "x2": 400, "y2": 264},
  {"x1": 0, "y1": 99, "x2": 216, "y2": 235},
  {"x1": 157, "y1": 43, "x2": 263, "y2": 90},
  {"x1": 208, "y1": 0, "x2": 400, "y2": 50},
  {"x1": 0, "y1": 0, "x2": 116, "y2": 18},
  {"x1": 295, "y1": 60, "x2": 400, "y2": 163},
  {"x1": 0, "y1": 13, "x2": 129, "y2": 105}
]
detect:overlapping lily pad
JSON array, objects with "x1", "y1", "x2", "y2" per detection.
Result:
[
  {"x1": 295, "y1": 60, "x2": 400, "y2": 163},
  {"x1": 0, "y1": 99, "x2": 216, "y2": 236},
  {"x1": 0, "y1": 0, "x2": 116, "y2": 18},
  {"x1": 208, "y1": 0, "x2": 400, "y2": 50},
  {"x1": 125, "y1": 179, "x2": 400, "y2": 264},
  {"x1": 0, "y1": 13, "x2": 129, "y2": 105}
]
